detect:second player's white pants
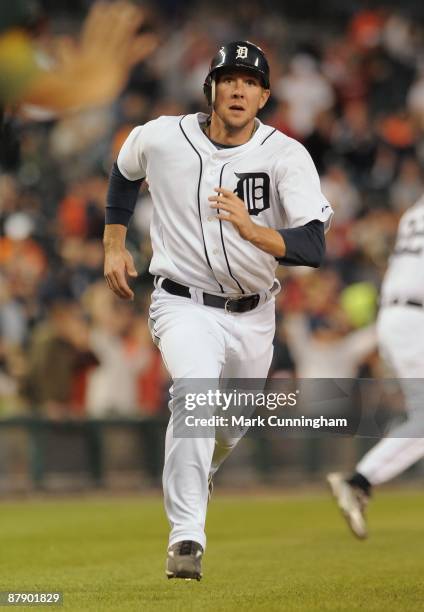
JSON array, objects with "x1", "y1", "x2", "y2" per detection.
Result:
[
  {"x1": 356, "y1": 306, "x2": 424, "y2": 485},
  {"x1": 149, "y1": 287, "x2": 275, "y2": 550}
]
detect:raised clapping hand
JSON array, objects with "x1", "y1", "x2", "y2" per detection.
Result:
[{"x1": 22, "y1": 1, "x2": 158, "y2": 111}]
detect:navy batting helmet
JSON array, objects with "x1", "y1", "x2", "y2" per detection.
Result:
[{"x1": 203, "y1": 41, "x2": 270, "y2": 105}]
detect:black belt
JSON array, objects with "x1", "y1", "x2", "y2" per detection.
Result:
[
  {"x1": 386, "y1": 298, "x2": 423, "y2": 308},
  {"x1": 159, "y1": 278, "x2": 261, "y2": 313}
]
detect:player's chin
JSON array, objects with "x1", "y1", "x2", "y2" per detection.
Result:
[{"x1": 225, "y1": 112, "x2": 253, "y2": 130}]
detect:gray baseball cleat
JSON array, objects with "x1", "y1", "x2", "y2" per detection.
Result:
[
  {"x1": 327, "y1": 472, "x2": 369, "y2": 540},
  {"x1": 166, "y1": 540, "x2": 203, "y2": 581}
]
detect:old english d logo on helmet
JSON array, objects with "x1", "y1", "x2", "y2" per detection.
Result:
[{"x1": 203, "y1": 41, "x2": 270, "y2": 104}]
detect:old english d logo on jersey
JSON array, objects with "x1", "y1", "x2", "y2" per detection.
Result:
[{"x1": 235, "y1": 172, "x2": 270, "y2": 216}]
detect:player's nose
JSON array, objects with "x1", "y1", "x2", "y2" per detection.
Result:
[{"x1": 231, "y1": 80, "x2": 245, "y2": 97}]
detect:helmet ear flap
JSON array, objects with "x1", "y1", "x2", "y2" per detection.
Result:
[
  {"x1": 210, "y1": 77, "x2": 216, "y2": 106},
  {"x1": 203, "y1": 74, "x2": 215, "y2": 106}
]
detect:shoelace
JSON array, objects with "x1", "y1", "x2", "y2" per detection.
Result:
[{"x1": 179, "y1": 541, "x2": 195, "y2": 556}]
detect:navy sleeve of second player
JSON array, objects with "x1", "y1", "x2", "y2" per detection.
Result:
[
  {"x1": 105, "y1": 161, "x2": 143, "y2": 226},
  {"x1": 277, "y1": 220, "x2": 325, "y2": 268}
]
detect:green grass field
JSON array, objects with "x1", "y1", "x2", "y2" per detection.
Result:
[{"x1": 1, "y1": 490, "x2": 423, "y2": 611}]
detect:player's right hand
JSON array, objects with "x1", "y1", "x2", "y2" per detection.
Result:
[{"x1": 104, "y1": 247, "x2": 137, "y2": 300}]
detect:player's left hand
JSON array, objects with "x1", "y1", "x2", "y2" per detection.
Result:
[{"x1": 208, "y1": 187, "x2": 257, "y2": 242}]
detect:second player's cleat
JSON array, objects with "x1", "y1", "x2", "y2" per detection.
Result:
[
  {"x1": 327, "y1": 472, "x2": 369, "y2": 540},
  {"x1": 166, "y1": 540, "x2": 203, "y2": 581}
]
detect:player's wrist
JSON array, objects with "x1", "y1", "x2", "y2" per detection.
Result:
[
  {"x1": 103, "y1": 240, "x2": 126, "y2": 253},
  {"x1": 103, "y1": 224, "x2": 128, "y2": 251},
  {"x1": 248, "y1": 225, "x2": 286, "y2": 257},
  {"x1": 245, "y1": 222, "x2": 260, "y2": 244}
]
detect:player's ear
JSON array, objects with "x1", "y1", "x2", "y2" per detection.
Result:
[{"x1": 258, "y1": 89, "x2": 271, "y2": 110}]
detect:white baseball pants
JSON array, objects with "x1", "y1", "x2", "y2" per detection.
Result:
[
  {"x1": 149, "y1": 287, "x2": 275, "y2": 550},
  {"x1": 356, "y1": 306, "x2": 424, "y2": 485}
]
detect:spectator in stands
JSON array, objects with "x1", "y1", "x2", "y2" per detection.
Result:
[
  {"x1": 22, "y1": 299, "x2": 98, "y2": 418},
  {"x1": 389, "y1": 157, "x2": 423, "y2": 213},
  {"x1": 275, "y1": 54, "x2": 335, "y2": 137},
  {"x1": 283, "y1": 309, "x2": 377, "y2": 379},
  {"x1": 83, "y1": 283, "x2": 156, "y2": 418},
  {"x1": 321, "y1": 164, "x2": 361, "y2": 224}
]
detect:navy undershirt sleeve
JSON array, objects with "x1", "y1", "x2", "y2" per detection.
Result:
[
  {"x1": 105, "y1": 161, "x2": 144, "y2": 226},
  {"x1": 277, "y1": 219, "x2": 325, "y2": 268}
]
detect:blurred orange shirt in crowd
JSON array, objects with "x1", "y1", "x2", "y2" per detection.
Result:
[
  {"x1": 58, "y1": 195, "x2": 88, "y2": 237},
  {"x1": 379, "y1": 115, "x2": 415, "y2": 149},
  {"x1": 349, "y1": 10, "x2": 385, "y2": 49},
  {"x1": 0, "y1": 236, "x2": 46, "y2": 275}
]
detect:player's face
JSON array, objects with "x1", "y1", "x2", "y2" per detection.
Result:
[{"x1": 213, "y1": 70, "x2": 270, "y2": 130}]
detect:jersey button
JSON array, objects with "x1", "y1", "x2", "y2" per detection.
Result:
[{"x1": 212, "y1": 248, "x2": 219, "y2": 255}]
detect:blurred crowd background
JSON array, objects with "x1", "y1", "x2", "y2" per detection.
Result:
[{"x1": 0, "y1": 0, "x2": 423, "y2": 489}]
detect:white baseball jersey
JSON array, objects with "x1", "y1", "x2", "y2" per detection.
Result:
[
  {"x1": 117, "y1": 112, "x2": 333, "y2": 295},
  {"x1": 357, "y1": 196, "x2": 424, "y2": 489},
  {"x1": 381, "y1": 195, "x2": 424, "y2": 304}
]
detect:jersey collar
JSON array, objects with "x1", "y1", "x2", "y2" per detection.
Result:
[{"x1": 182, "y1": 113, "x2": 268, "y2": 159}]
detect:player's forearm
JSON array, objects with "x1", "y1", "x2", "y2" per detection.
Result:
[
  {"x1": 103, "y1": 224, "x2": 128, "y2": 251},
  {"x1": 249, "y1": 225, "x2": 286, "y2": 258},
  {"x1": 250, "y1": 220, "x2": 326, "y2": 267}
]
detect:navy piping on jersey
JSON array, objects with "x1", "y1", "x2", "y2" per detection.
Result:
[
  {"x1": 179, "y1": 116, "x2": 224, "y2": 293},
  {"x1": 218, "y1": 163, "x2": 245, "y2": 294},
  {"x1": 260, "y1": 129, "x2": 276, "y2": 146}
]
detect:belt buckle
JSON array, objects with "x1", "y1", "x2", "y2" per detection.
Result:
[{"x1": 224, "y1": 296, "x2": 242, "y2": 313}]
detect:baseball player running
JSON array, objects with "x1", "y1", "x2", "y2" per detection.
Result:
[
  {"x1": 104, "y1": 41, "x2": 333, "y2": 580},
  {"x1": 328, "y1": 194, "x2": 424, "y2": 539}
]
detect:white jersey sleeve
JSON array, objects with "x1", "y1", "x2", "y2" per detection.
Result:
[
  {"x1": 116, "y1": 125, "x2": 147, "y2": 181},
  {"x1": 276, "y1": 140, "x2": 333, "y2": 230}
]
